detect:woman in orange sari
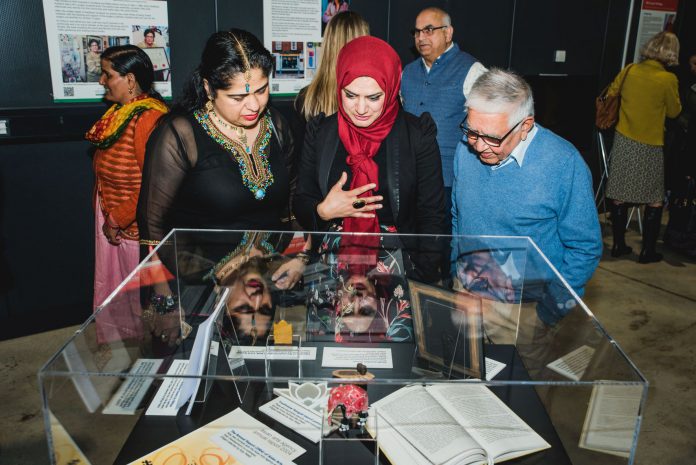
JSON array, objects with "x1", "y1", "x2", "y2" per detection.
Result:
[{"x1": 85, "y1": 45, "x2": 168, "y2": 341}]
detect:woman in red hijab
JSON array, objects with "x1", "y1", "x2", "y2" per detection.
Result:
[{"x1": 295, "y1": 36, "x2": 447, "y2": 282}]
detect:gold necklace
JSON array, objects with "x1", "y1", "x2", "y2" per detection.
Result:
[
  {"x1": 195, "y1": 109, "x2": 274, "y2": 200},
  {"x1": 209, "y1": 108, "x2": 251, "y2": 153}
]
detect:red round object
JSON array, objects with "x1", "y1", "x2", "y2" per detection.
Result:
[{"x1": 327, "y1": 384, "x2": 368, "y2": 420}]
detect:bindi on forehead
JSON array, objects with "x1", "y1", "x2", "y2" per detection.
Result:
[{"x1": 223, "y1": 72, "x2": 268, "y2": 96}]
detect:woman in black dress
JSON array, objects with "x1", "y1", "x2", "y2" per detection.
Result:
[
  {"x1": 296, "y1": 37, "x2": 447, "y2": 343},
  {"x1": 294, "y1": 36, "x2": 447, "y2": 282},
  {"x1": 138, "y1": 29, "x2": 295, "y2": 239},
  {"x1": 137, "y1": 30, "x2": 304, "y2": 345}
]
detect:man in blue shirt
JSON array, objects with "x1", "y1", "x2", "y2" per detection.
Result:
[
  {"x1": 401, "y1": 7, "x2": 486, "y2": 214},
  {"x1": 452, "y1": 69, "x2": 602, "y2": 324}
]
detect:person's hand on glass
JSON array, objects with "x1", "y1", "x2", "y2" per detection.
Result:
[
  {"x1": 316, "y1": 171, "x2": 382, "y2": 221},
  {"x1": 272, "y1": 256, "x2": 306, "y2": 290}
]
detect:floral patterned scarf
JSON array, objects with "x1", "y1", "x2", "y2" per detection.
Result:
[{"x1": 85, "y1": 94, "x2": 168, "y2": 149}]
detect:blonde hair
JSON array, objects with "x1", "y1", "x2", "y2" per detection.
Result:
[
  {"x1": 300, "y1": 11, "x2": 369, "y2": 119},
  {"x1": 641, "y1": 31, "x2": 680, "y2": 67}
]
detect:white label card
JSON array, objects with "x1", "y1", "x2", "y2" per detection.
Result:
[
  {"x1": 240, "y1": 346, "x2": 317, "y2": 360},
  {"x1": 259, "y1": 396, "x2": 323, "y2": 443},
  {"x1": 211, "y1": 408, "x2": 305, "y2": 465},
  {"x1": 321, "y1": 347, "x2": 393, "y2": 369},
  {"x1": 103, "y1": 358, "x2": 163, "y2": 415},
  {"x1": 145, "y1": 359, "x2": 189, "y2": 416}
]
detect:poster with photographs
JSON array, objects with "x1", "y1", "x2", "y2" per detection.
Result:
[
  {"x1": 263, "y1": 0, "x2": 324, "y2": 96},
  {"x1": 633, "y1": 0, "x2": 679, "y2": 63},
  {"x1": 42, "y1": 0, "x2": 171, "y2": 102}
]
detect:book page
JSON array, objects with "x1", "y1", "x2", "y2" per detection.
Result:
[
  {"x1": 579, "y1": 383, "x2": 643, "y2": 457},
  {"x1": 372, "y1": 385, "x2": 484, "y2": 465},
  {"x1": 368, "y1": 411, "x2": 482, "y2": 465},
  {"x1": 546, "y1": 345, "x2": 595, "y2": 381},
  {"x1": 485, "y1": 357, "x2": 506, "y2": 381},
  {"x1": 428, "y1": 384, "x2": 550, "y2": 461}
]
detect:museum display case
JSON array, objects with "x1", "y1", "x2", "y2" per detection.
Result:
[{"x1": 39, "y1": 229, "x2": 647, "y2": 465}]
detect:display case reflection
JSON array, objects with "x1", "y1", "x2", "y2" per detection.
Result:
[
  {"x1": 218, "y1": 256, "x2": 277, "y2": 347},
  {"x1": 307, "y1": 269, "x2": 414, "y2": 343}
]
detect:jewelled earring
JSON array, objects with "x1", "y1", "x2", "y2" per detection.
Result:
[{"x1": 205, "y1": 98, "x2": 214, "y2": 113}]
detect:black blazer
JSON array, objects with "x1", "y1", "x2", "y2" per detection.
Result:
[{"x1": 294, "y1": 109, "x2": 447, "y2": 280}]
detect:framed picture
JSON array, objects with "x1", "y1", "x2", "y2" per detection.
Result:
[{"x1": 409, "y1": 281, "x2": 485, "y2": 379}]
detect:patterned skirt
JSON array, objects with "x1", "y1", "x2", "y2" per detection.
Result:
[{"x1": 606, "y1": 131, "x2": 664, "y2": 204}]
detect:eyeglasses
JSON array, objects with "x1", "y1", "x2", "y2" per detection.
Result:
[
  {"x1": 410, "y1": 25, "x2": 448, "y2": 38},
  {"x1": 460, "y1": 119, "x2": 525, "y2": 148}
]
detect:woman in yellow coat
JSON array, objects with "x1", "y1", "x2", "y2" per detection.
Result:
[{"x1": 606, "y1": 32, "x2": 681, "y2": 263}]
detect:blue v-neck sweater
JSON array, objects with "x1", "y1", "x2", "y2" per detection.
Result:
[{"x1": 452, "y1": 125, "x2": 602, "y2": 296}]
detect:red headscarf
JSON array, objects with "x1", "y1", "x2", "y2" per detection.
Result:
[{"x1": 336, "y1": 36, "x2": 402, "y2": 259}]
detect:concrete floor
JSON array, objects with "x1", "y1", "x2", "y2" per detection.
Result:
[{"x1": 1, "y1": 220, "x2": 695, "y2": 465}]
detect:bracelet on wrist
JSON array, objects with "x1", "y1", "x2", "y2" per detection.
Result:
[
  {"x1": 149, "y1": 293, "x2": 179, "y2": 315},
  {"x1": 295, "y1": 252, "x2": 310, "y2": 265}
]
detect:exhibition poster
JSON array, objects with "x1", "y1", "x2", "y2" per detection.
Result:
[
  {"x1": 263, "y1": 0, "x2": 324, "y2": 96},
  {"x1": 633, "y1": 0, "x2": 679, "y2": 63},
  {"x1": 42, "y1": 0, "x2": 172, "y2": 103}
]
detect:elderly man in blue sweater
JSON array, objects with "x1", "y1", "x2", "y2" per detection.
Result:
[{"x1": 452, "y1": 69, "x2": 602, "y2": 321}]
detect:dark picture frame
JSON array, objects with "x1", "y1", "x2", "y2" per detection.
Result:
[{"x1": 409, "y1": 281, "x2": 485, "y2": 379}]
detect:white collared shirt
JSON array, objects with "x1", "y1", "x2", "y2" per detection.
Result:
[
  {"x1": 490, "y1": 123, "x2": 538, "y2": 171},
  {"x1": 422, "y1": 43, "x2": 454, "y2": 72}
]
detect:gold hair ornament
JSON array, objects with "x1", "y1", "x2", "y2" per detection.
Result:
[{"x1": 230, "y1": 32, "x2": 252, "y2": 93}]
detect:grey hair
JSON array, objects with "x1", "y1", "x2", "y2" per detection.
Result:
[
  {"x1": 441, "y1": 11, "x2": 451, "y2": 26},
  {"x1": 465, "y1": 68, "x2": 535, "y2": 126}
]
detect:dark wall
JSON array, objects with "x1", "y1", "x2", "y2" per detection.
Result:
[
  {"x1": 1, "y1": 0, "x2": 638, "y2": 339},
  {"x1": 0, "y1": 1, "x2": 54, "y2": 108},
  {"x1": 0, "y1": 141, "x2": 94, "y2": 339}
]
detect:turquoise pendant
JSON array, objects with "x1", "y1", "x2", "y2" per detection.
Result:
[
  {"x1": 245, "y1": 83, "x2": 250, "y2": 92},
  {"x1": 254, "y1": 188, "x2": 266, "y2": 200}
]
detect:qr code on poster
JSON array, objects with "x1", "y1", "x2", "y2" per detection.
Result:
[
  {"x1": 63, "y1": 87, "x2": 75, "y2": 97},
  {"x1": 272, "y1": 84, "x2": 279, "y2": 92}
]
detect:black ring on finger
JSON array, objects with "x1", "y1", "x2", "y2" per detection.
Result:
[{"x1": 352, "y1": 199, "x2": 366, "y2": 209}]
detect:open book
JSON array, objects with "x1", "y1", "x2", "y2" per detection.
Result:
[{"x1": 369, "y1": 384, "x2": 550, "y2": 465}]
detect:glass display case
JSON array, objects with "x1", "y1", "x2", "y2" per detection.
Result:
[{"x1": 39, "y1": 229, "x2": 647, "y2": 465}]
